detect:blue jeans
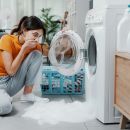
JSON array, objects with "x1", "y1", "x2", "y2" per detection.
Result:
[{"x1": 0, "y1": 50, "x2": 42, "y2": 115}]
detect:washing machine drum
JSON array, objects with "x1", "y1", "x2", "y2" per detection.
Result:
[{"x1": 48, "y1": 30, "x2": 85, "y2": 76}]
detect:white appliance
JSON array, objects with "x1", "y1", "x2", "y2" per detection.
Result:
[
  {"x1": 48, "y1": 0, "x2": 130, "y2": 124},
  {"x1": 84, "y1": 6, "x2": 126, "y2": 123},
  {"x1": 48, "y1": 6, "x2": 125, "y2": 123}
]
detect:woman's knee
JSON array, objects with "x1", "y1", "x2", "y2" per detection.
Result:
[
  {"x1": 26, "y1": 50, "x2": 42, "y2": 65},
  {"x1": 22, "y1": 50, "x2": 42, "y2": 69},
  {"x1": 29, "y1": 50, "x2": 42, "y2": 59},
  {"x1": 0, "y1": 90, "x2": 12, "y2": 115}
]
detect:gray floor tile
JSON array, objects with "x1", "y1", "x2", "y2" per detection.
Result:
[
  {"x1": 0, "y1": 117, "x2": 39, "y2": 130},
  {"x1": 84, "y1": 119, "x2": 123, "y2": 130},
  {"x1": 0, "y1": 115, "x2": 87, "y2": 130},
  {"x1": 1, "y1": 101, "x2": 33, "y2": 118},
  {"x1": 87, "y1": 124, "x2": 121, "y2": 130},
  {"x1": 84, "y1": 119, "x2": 103, "y2": 127},
  {"x1": 42, "y1": 122, "x2": 87, "y2": 130}
]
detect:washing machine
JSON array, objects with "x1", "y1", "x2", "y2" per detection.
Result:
[
  {"x1": 85, "y1": 6, "x2": 127, "y2": 123},
  {"x1": 48, "y1": 4, "x2": 127, "y2": 124}
]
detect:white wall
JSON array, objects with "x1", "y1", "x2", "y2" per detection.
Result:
[
  {"x1": 47, "y1": 0, "x2": 67, "y2": 16},
  {"x1": 34, "y1": 0, "x2": 47, "y2": 17},
  {"x1": 0, "y1": 0, "x2": 68, "y2": 29},
  {"x1": 76, "y1": 0, "x2": 89, "y2": 42},
  {"x1": 66, "y1": 0, "x2": 89, "y2": 42},
  {"x1": 0, "y1": 0, "x2": 17, "y2": 29},
  {"x1": 34, "y1": 0, "x2": 67, "y2": 18},
  {"x1": 16, "y1": 0, "x2": 34, "y2": 22},
  {"x1": 93, "y1": 0, "x2": 130, "y2": 9}
]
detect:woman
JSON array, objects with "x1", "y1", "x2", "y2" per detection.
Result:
[{"x1": 0, "y1": 16, "x2": 50, "y2": 115}]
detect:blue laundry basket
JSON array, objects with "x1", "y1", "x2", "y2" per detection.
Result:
[{"x1": 40, "y1": 66, "x2": 85, "y2": 95}]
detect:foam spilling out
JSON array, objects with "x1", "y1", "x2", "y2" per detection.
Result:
[{"x1": 22, "y1": 100, "x2": 96, "y2": 125}]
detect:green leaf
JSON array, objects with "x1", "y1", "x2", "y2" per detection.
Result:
[{"x1": 40, "y1": 8, "x2": 61, "y2": 45}]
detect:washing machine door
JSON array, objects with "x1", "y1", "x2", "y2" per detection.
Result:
[
  {"x1": 86, "y1": 29, "x2": 97, "y2": 75},
  {"x1": 48, "y1": 30, "x2": 85, "y2": 76}
]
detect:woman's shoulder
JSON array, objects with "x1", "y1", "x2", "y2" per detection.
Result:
[{"x1": 1, "y1": 34, "x2": 16, "y2": 42}]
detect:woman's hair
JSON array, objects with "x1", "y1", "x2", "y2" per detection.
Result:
[{"x1": 11, "y1": 16, "x2": 46, "y2": 38}]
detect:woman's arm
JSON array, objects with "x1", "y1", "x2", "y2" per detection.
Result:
[
  {"x1": 1, "y1": 40, "x2": 38, "y2": 76},
  {"x1": 1, "y1": 49, "x2": 25, "y2": 76}
]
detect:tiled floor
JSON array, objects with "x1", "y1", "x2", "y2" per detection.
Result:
[{"x1": 0, "y1": 90, "x2": 123, "y2": 130}]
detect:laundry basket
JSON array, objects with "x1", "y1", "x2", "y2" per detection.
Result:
[{"x1": 40, "y1": 66, "x2": 85, "y2": 95}]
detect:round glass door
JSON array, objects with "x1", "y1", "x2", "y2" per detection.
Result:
[
  {"x1": 87, "y1": 35, "x2": 97, "y2": 75},
  {"x1": 48, "y1": 30, "x2": 85, "y2": 76}
]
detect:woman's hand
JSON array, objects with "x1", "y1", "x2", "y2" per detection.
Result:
[{"x1": 21, "y1": 40, "x2": 38, "y2": 52}]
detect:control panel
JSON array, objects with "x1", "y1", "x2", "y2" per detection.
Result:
[{"x1": 85, "y1": 9, "x2": 104, "y2": 24}]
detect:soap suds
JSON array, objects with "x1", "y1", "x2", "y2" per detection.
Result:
[{"x1": 22, "y1": 100, "x2": 96, "y2": 125}]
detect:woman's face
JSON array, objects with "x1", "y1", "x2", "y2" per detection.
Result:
[{"x1": 23, "y1": 29, "x2": 43, "y2": 43}]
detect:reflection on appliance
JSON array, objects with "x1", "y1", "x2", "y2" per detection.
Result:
[
  {"x1": 85, "y1": 6, "x2": 126, "y2": 123},
  {"x1": 48, "y1": 30, "x2": 84, "y2": 76},
  {"x1": 89, "y1": 0, "x2": 93, "y2": 10}
]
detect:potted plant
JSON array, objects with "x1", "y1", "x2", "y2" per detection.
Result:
[
  {"x1": 40, "y1": 8, "x2": 61, "y2": 45},
  {"x1": 40, "y1": 8, "x2": 62, "y2": 65}
]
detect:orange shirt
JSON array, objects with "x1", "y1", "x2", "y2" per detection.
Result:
[{"x1": 0, "y1": 35, "x2": 41, "y2": 76}]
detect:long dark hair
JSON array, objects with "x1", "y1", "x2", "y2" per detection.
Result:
[{"x1": 11, "y1": 16, "x2": 46, "y2": 38}]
